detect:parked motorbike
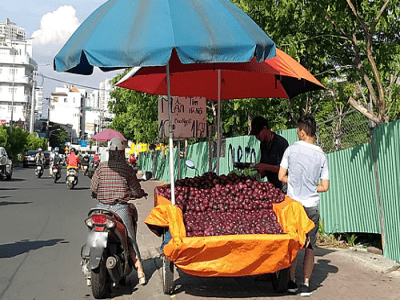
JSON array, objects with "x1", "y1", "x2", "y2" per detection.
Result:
[
  {"x1": 66, "y1": 168, "x2": 78, "y2": 189},
  {"x1": 35, "y1": 162, "x2": 44, "y2": 178},
  {"x1": 80, "y1": 194, "x2": 147, "y2": 299},
  {"x1": 52, "y1": 164, "x2": 62, "y2": 183}
]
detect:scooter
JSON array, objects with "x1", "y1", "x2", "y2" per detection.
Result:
[
  {"x1": 35, "y1": 162, "x2": 44, "y2": 178},
  {"x1": 82, "y1": 164, "x2": 89, "y2": 176},
  {"x1": 88, "y1": 161, "x2": 99, "y2": 179},
  {"x1": 52, "y1": 164, "x2": 62, "y2": 183},
  {"x1": 81, "y1": 194, "x2": 147, "y2": 299},
  {"x1": 66, "y1": 168, "x2": 78, "y2": 189}
]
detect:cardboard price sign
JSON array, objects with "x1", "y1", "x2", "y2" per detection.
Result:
[{"x1": 158, "y1": 96, "x2": 207, "y2": 139}]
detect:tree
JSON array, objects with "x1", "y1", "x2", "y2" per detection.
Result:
[
  {"x1": 233, "y1": 0, "x2": 400, "y2": 125},
  {"x1": 25, "y1": 132, "x2": 47, "y2": 152},
  {"x1": 0, "y1": 126, "x2": 46, "y2": 159},
  {"x1": 57, "y1": 128, "x2": 68, "y2": 146},
  {"x1": 109, "y1": 72, "x2": 159, "y2": 144}
]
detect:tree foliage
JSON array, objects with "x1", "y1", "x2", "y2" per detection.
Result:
[
  {"x1": 109, "y1": 72, "x2": 159, "y2": 144},
  {"x1": 0, "y1": 126, "x2": 47, "y2": 159},
  {"x1": 57, "y1": 127, "x2": 69, "y2": 146},
  {"x1": 233, "y1": 0, "x2": 400, "y2": 124}
]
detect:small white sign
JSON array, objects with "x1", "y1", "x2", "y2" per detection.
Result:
[{"x1": 158, "y1": 96, "x2": 207, "y2": 139}]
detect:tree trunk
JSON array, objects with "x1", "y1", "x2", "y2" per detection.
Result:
[{"x1": 348, "y1": 97, "x2": 382, "y2": 125}]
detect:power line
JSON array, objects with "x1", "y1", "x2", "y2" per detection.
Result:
[{"x1": 38, "y1": 73, "x2": 115, "y2": 92}]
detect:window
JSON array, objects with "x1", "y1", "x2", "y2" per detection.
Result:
[
  {"x1": 9, "y1": 87, "x2": 17, "y2": 93},
  {"x1": 64, "y1": 98, "x2": 67, "y2": 103},
  {"x1": 9, "y1": 68, "x2": 17, "y2": 75}
]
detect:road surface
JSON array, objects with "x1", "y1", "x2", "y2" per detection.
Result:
[{"x1": 1, "y1": 166, "x2": 399, "y2": 300}]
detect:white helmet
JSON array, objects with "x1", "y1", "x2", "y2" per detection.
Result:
[
  {"x1": 38, "y1": 147, "x2": 42, "y2": 152},
  {"x1": 109, "y1": 137, "x2": 125, "y2": 151}
]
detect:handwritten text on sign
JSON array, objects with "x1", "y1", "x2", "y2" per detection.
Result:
[{"x1": 158, "y1": 96, "x2": 207, "y2": 139}]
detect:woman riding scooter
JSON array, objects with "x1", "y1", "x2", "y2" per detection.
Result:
[{"x1": 90, "y1": 137, "x2": 146, "y2": 285}]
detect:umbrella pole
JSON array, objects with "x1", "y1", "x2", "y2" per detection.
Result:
[
  {"x1": 167, "y1": 62, "x2": 176, "y2": 205},
  {"x1": 216, "y1": 69, "x2": 221, "y2": 175}
]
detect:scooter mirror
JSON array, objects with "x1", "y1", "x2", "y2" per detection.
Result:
[{"x1": 185, "y1": 160, "x2": 196, "y2": 169}]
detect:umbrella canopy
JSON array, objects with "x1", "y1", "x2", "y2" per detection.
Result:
[
  {"x1": 92, "y1": 129, "x2": 127, "y2": 142},
  {"x1": 116, "y1": 48, "x2": 326, "y2": 100},
  {"x1": 54, "y1": 0, "x2": 276, "y2": 74}
]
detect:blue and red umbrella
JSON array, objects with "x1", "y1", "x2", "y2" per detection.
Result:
[{"x1": 54, "y1": 0, "x2": 277, "y2": 204}]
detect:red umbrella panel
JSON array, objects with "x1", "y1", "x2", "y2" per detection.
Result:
[
  {"x1": 116, "y1": 48, "x2": 326, "y2": 100},
  {"x1": 92, "y1": 128, "x2": 127, "y2": 142}
]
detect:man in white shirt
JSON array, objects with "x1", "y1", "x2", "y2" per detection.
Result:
[{"x1": 278, "y1": 114, "x2": 329, "y2": 297}]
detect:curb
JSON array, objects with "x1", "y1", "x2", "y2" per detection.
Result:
[{"x1": 333, "y1": 247, "x2": 400, "y2": 277}]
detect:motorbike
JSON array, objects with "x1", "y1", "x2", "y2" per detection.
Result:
[
  {"x1": 66, "y1": 167, "x2": 78, "y2": 189},
  {"x1": 82, "y1": 164, "x2": 89, "y2": 176},
  {"x1": 81, "y1": 194, "x2": 147, "y2": 299},
  {"x1": 35, "y1": 160, "x2": 45, "y2": 178},
  {"x1": 51, "y1": 164, "x2": 62, "y2": 183},
  {"x1": 88, "y1": 161, "x2": 99, "y2": 179}
]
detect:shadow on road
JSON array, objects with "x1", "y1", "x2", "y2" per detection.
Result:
[
  {"x1": 0, "y1": 188, "x2": 18, "y2": 190},
  {"x1": 306, "y1": 247, "x2": 339, "y2": 291},
  {"x1": 70, "y1": 187, "x2": 91, "y2": 190},
  {"x1": 172, "y1": 269, "x2": 283, "y2": 298},
  {"x1": 105, "y1": 256, "x2": 161, "y2": 298},
  {"x1": 8, "y1": 178, "x2": 26, "y2": 182},
  {"x1": 0, "y1": 200, "x2": 32, "y2": 206},
  {"x1": 0, "y1": 238, "x2": 65, "y2": 258}
]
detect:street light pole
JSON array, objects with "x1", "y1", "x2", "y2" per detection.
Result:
[{"x1": 29, "y1": 70, "x2": 36, "y2": 133}]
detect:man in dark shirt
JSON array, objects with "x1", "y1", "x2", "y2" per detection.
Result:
[{"x1": 250, "y1": 116, "x2": 289, "y2": 193}]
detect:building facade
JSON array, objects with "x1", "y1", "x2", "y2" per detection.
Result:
[
  {"x1": 0, "y1": 19, "x2": 37, "y2": 129},
  {"x1": 85, "y1": 78, "x2": 115, "y2": 138},
  {"x1": 49, "y1": 85, "x2": 87, "y2": 141},
  {"x1": 49, "y1": 78, "x2": 115, "y2": 142}
]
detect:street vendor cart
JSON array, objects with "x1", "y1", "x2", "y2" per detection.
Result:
[{"x1": 145, "y1": 180, "x2": 314, "y2": 294}]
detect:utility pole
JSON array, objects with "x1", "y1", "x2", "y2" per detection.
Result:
[
  {"x1": 10, "y1": 39, "x2": 16, "y2": 132},
  {"x1": 29, "y1": 70, "x2": 36, "y2": 133},
  {"x1": 46, "y1": 98, "x2": 50, "y2": 138}
]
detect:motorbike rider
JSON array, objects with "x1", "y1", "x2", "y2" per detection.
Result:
[
  {"x1": 90, "y1": 137, "x2": 147, "y2": 285},
  {"x1": 129, "y1": 154, "x2": 136, "y2": 166},
  {"x1": 67, "y1": 147, "x2": 80, "y2": 170},
  {"x1": 129, "y1": 154, "x2": 138, "y2": 175},
  {"x1": 35, "y1": 147, "x2": 46, "y2": 166},
  {"x1": 81, "y1": 152, "x2": 90, "y2": 172},
  {"x1": 49, "y1": 147, "x2": 61, "y2": 176}
]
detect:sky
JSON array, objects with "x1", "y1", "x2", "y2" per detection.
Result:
[{"x1": 2, "y1": 0, "x2": 120, "y2": 98}]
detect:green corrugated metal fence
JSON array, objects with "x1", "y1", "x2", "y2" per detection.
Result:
[
  {"x1": 374, "y1": 121, "x2": 400, "y2": 261},
  {"x1": 138, "y1": 122, "x2": 400, "y2": 262}
]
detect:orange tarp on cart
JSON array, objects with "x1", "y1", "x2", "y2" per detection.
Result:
[{"x1": 145, "y1": 195, "x2": 314, "y2": 277}]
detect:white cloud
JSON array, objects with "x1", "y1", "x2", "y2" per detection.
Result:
[{"x1": 31, "y1": 6, "x2": 80, "y2": 61}]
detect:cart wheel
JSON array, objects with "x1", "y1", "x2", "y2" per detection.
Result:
[
  {"x1": 272, "y1": 267, "x2": 289, "y2": 293},
  {"x1": 162, "y1": 255, "x2": 174, "y2": 294}
]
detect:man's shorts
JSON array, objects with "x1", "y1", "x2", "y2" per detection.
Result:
[{"x1": 304, "y1": 205, "x2": 320, "y2": 250}]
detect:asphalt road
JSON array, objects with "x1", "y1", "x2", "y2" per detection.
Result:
[{"x1": 1, "y1": 167, "x2": 399, "y2": 300}]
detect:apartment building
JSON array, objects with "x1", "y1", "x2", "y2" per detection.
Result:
[
  {"x1": 49, "y1": 85, "x2": 87, "y2": 141},
  {"x1": 0, "y1": 19, "x2": 37, "y2": 129}
]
